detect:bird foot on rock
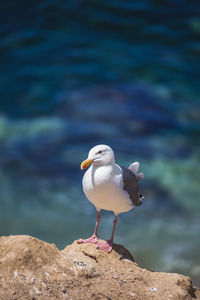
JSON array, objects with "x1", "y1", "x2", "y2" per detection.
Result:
[
  {"x1": 97, "y1": 239, "x2": 113, "y2": 253},
  {"x1": 77, "y1": 234, "x2": 98, "y2": 245}
]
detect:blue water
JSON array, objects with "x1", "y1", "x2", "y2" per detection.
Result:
[{"x1": 0, "y1": 0, "x2": 200, "y2": 287}]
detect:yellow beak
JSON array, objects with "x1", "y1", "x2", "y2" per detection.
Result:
[{"x1": 81, "y1": 159, "x2": 93, "y2": 170}]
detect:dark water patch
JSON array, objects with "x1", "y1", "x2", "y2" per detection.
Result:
[{"x1": 1, "y1": 1, "x2": 200, "y2": 116}]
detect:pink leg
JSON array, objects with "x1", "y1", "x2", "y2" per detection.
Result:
[
  {"x1": 77, "y1": 211, "x2": 101, "y2": 244},
  {"x1": 97, "y1": 215, "x2": 118, "y2": 253}
]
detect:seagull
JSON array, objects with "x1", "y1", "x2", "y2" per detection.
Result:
[{"x1": 78, "y1": 144, "x2": 144, "y2": 253}]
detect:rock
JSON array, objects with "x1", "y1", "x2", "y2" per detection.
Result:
[{"x1": 0, "y1": 235, "x2": 199, "y2": 299}]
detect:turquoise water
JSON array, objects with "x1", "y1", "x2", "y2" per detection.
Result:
[{"x1": 0, "y1": 0, "x2": 200, "y2": 287}]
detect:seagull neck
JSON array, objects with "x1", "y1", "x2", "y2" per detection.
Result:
[{"x1": 92, "y1": 162, "x2": 115, "y2": 171}]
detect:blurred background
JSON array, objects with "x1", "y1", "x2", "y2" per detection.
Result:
[{"x1": 0, "y1": 0, "x2": 200, "y2": 287}]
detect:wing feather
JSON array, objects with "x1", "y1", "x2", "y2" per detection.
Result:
[{"x1": 120, "y1": 165, "x2": 143, "y2": 206}]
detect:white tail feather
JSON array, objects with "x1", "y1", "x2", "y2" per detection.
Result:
[
  {"x1": 129, "y1": 162, "x2": 144, "y2": 181},
  {"x1": 128, "y1": 162, "x2": 139, "y2": 174}
]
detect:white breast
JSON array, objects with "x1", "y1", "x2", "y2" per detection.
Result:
[{"x1": 82, "y1": 164, "x2": 134, "y2": 215}]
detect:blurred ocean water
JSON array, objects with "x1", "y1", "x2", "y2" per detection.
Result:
[{"x1": 0, "y1": 0, "x2": 200, "y2": 287}]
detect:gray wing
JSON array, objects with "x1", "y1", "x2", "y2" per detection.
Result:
[{"x1": 120, "y1": 165, "x2": 143, "y2": 206}]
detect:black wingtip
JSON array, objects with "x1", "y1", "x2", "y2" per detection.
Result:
[
  {"x1": 139, "y1": 193, "x2": 144, "y2": 199},
  {"x1": 137, "y1": 193, "x2": 144, "y2": 206}
]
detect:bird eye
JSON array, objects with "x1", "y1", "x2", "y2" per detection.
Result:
[{"x1": 98, "y1": 150, "x2": 102, "y2": 154}]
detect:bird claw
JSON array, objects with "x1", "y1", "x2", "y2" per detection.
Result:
[
  {"x1": 97, "y1": 239, "x2": 113, "y2": 253},
  {"x1": 77, "y1": 235, "x2": 98, "y2": 244}
]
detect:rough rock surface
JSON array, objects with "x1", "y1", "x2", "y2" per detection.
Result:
[{"x1": 0, "y1": 235, "x2": 199, "y2": 300}]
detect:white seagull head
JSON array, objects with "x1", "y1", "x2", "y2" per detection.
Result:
[{"x1": 81, "y1": 144, "x2": 115, "y2": 170}]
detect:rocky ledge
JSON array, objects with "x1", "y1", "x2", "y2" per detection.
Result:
[{"x1": 0, "y1": 235, "x2": 199, "y2": 300}]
